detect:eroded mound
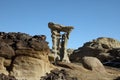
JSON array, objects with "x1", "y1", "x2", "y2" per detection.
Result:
[
  {"x1": 70, "y1": 37, "x2": 120, "y2": 63},
  {"x1": 0, "y1": 32, "x2": 54, "y2": 80}
]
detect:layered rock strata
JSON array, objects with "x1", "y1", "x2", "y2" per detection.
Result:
[
  {"x1": 70, "y1": 37, "x2": 120, "y2": 63},
  {"x1": 0, "y1": 32, "x2": 54, "y2": 80}
]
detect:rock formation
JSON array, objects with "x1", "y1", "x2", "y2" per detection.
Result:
[
  {"x1": 52, "y1": 61, "x2": 120, "y2": 80},
  {"x1": 82, "y1": 56, "x2": 106, "y2": 73},
  {"x1": 70, "y1": 37, "x2": 120, "y2": 63},
  {"x1": 0, "y1": 73, "x2": 16, "y2": 80},
  {"x1": 0, "y1": 32, "x2": 54, "y2": 80},
  {"x1": 41, "y1": 69, "x2": 78, "y2": 80},
  {"x1": 48, "y1": 22, "x2": 74, "y2": 63},
  {"x1": 0, "y1": 26, "x2": 119, "y2": 80}
]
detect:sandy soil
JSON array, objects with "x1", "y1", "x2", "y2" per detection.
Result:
[{"x1": 56, "y1": 62, "x2": 120, "y2": 80}]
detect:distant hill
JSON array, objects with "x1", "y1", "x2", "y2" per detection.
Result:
[{"x1": 70, "y1": 37, "x2": 120, "y2": 64}]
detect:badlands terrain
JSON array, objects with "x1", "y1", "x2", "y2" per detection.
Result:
[{"x1": 0, "y1": 32, "x2": 119, "y2": 80}]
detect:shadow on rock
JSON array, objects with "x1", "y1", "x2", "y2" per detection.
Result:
[{"x1": 40, "y1": 69, "x2": 78, "y2": 80}]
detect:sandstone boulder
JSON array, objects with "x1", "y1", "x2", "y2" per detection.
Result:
[
  {"x1": 10, "y1": 56, "x2": 53, "y2": 80},
  {"x1": 82, "y1": 56, "x2": 106, "y2": 73}
]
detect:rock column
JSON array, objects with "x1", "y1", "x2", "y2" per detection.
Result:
[
  {"x1": 61, "y1": 33, "x2": 70, "y2": 63},
  {"x1": 51, "y1": 30, "x2": 61, "y2": 61},
  {"x1": 48, "y1": 22, "x2": 74, "y2": 63}
]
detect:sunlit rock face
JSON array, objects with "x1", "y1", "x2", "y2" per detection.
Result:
[
  {"x1": 82, "y1": 56, "x2": 106, "y2": 73},
  {"x1": 70, "y1": 37, "x2": 120, "y2": 63},
  {"x1": 0, "y1": 32, "x2": 54, "y2": 80}
]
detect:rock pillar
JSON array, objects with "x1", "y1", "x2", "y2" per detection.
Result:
[
  {"x1": 61, "y1": 33, "x2": 70, "y2": 63},
  {"x1": 51, "y1": 30, "x2": 61, "y2": 61},
  {"x1": 48, "y1": 22, "x2": 74, "y2": 63}
]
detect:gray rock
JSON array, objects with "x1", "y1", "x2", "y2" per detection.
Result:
[{"x1": 0, "y1": 42, "x2": 15, "y2": 59}]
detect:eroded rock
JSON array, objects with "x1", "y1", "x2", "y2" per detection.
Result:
[
  {"x1": 10, "y1": 56, "x2": 53, "y2": 80},
  {"x1": 0, "y1": 32, "x2": 54, "y2": 80},
  {"x1": 0, "y1": 57, "x2": 8, "y2": 75},
  {"x1": 82, "y1": 56, "x2": 106, "y2": 73},
  {"x1": 0, "y1": 73, "x2": 16, "y2": 80},
  {"x1": 41, "y1": 69, "x2": 78, "y2": 80},
  {"x1": 0, "y1": 42, "x2": 15, "y2": 59},
  {"x1": 48, "y1": 22, "x2": 74, "y2": 63},
  {"x1": 70, "y1": 37, "x2": 120, "y2": 63}
]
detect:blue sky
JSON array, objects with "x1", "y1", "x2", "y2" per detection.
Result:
[{"x1": 0, "y1": 0, "x2": 120, "y2": 49}]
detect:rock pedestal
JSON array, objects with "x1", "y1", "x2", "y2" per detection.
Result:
[{"x1": 48, "y1": 22, "x2": 74, "y2": 63}]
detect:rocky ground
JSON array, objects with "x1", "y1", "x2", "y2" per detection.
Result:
[
  {"x1": 0, "y1": 32, "x2": 119, "y2": 80},
  {"x1": 0, "y1": 73, "x2": 16, "y2": 80},
  {"x1": 54, "y1": 60, "x2": 120, "y2": 80}
]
